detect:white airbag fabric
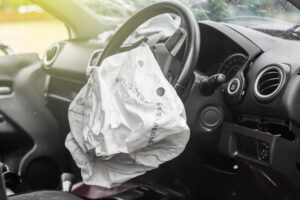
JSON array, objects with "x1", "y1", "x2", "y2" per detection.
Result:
[{"x1": 65, "y1": 44, "x2": 190, "y2": 188}]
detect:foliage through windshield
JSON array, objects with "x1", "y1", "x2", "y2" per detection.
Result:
[{"x1": 81, "y1": 0, "x2": 300, "y2": 27}]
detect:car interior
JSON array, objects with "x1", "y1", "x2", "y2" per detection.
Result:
[{"x1": 1, "y1": 0, "x2": 300, "y2": 199}]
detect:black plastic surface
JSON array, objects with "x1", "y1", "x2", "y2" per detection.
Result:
[
  {"x1": 0, "y1": 54, "x2": 69, "y2": 190},
  {"x1": 219, "y1": 122, "x2": 300, "y2": 198}
]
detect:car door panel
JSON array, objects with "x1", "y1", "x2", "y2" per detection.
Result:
[{"x1": 0, "y1": 54, "x2": 68, "y2": 189}]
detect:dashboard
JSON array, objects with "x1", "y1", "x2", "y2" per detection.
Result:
[
  {"x1": 40, "y1": 20, "x2": 300, "y2": 198},
  {"x1": 43, "y1": 20, "x2": 300, "y2": 145}
]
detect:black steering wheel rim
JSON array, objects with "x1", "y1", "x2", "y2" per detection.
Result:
[{"x1": 97, "y1": 0, "x2": 200, "y2": 96}]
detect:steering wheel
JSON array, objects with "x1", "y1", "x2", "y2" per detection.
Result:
[{"x1": 97, "y1": 0, "x2": 200, "y2": 97}]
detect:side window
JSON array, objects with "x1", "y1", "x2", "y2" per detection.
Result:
[{"x1": 0, "y1": 0, "x2": 68, "y2": 58}]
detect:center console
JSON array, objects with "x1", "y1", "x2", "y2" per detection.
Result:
[
  {"x1": 219, "y1": 122, "x2": 276, "y2": 166},
  {"x1": 219, "y1": 122, "x2": 300, "y2": 190}
]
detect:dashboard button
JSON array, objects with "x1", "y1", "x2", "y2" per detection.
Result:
[
  {"x1": 259, "y1": 141, "x2": 270, "y2": 162},
  {"x1": 227, "y1": 78, "x2": 240, "y2": 95}
]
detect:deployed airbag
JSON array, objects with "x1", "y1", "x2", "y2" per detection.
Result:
[{"x1": 65, "y1": 44, "x2": 189, "y2": 188}]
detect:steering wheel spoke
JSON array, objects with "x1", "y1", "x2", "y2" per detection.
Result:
[
  {"x1": 165, "y1": 27, "x2": 187, "y2": 57},
  {"x1": 151, "y1": 28, "x2": 187, "y2": 83},
  {"x1": 151, "y1": 43, "x2": 174, "y2": 76}
]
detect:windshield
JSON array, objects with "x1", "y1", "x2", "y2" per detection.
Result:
[
  {"x1": 81, "y1": 0, "x2": 300, "y2": 24},
  {"x1": 80, "y1": 0, "x2": 300, "y2": 40}
]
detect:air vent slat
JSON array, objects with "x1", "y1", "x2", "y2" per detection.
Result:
[
  {"x1": 259, "y1": 78, "x2": 280, "y2": 89},
  {"x1": 260, "y1": 84, "x2": 280, "y2": 94},
  {"x1": 254, "y1": 65, "x2": 284, "y2": 100},
  {"x1": 263, "y1": 71, "x2": 278, "y2": 75},
  {"x1": 261, "y1": 73, "x2": 279, "y2": 79}
]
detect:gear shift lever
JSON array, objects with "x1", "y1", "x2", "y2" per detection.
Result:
[{"x1": 61, "y1": 173, "x2": 75, "y2": 192}]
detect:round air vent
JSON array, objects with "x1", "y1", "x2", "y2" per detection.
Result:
[
  {"x1": 254, "y1": 65, "x2": 284, "y2": 100},
  {"x1": 43, "y1": 43, "x2": 60, "y2": 68}
]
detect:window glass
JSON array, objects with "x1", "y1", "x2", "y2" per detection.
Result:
[{"x1": 0, "y1": 0, "x2": 68, "y2": 57}]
